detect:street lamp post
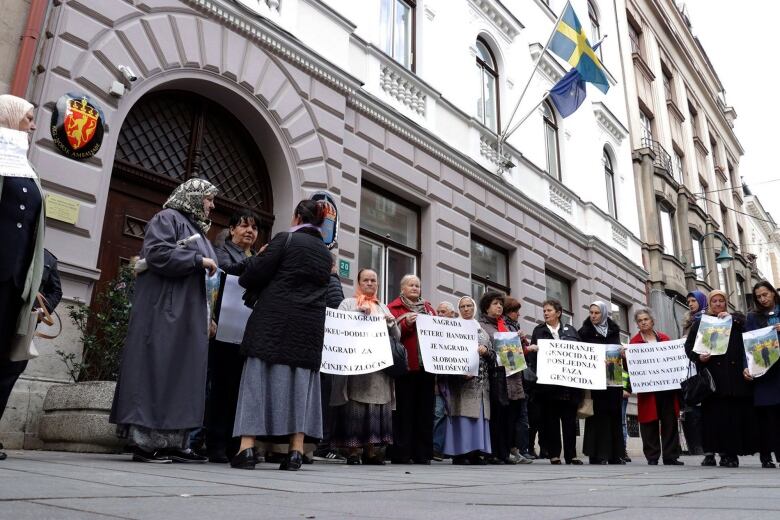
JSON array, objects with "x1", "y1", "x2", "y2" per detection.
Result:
[{"x1": 689, "y1": 230, "x2": 734, "y2": 274}]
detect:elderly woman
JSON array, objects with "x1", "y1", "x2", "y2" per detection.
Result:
[
  {"x1": 628, "y1": 309, "x2": 682, "y2": 465},
  {"x1": 685, "y1": 290, "x2": 755, "y2": 468},
  {"x1": 437, "y1": 296, "x2": 493, "y2": 465},
  {"x1": 529, "y1": 299, "x2": 583, "y2": 465},
  {"x1": 580, "y1": 301, "x2": 624, "y2": 464},
  {"x1": 744, "y1": 281, "x2": 780, "y2": 468},
  {"x1": 231, "y1": 200, "x2": 331, "y2": 471},
  {"x1": 204, "y1": 208, "x2": 259, "y2": 463},
  {"x1": 329, "y1": 268, "x2": 399, "y2": 465},
  {"x1": 387, "y1": 274, "x2": 436, "y2": 464},
  {"x1": 110, "y1": 178, "x2": 220, "y2": 464},
  {"x1": 0, "y1": 95, "x2": 43, "y2": 461}
]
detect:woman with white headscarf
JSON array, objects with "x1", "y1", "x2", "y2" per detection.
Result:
[
  {"x1": 110, "y1": 178, "x2": 219, "y2": 464},
  {"x1": 0, "y1": 95, "x2": 44, "y2": 461},
  {"x1": 439, "y1": 296, "x2": 494, "y2": 465},
  {"x1": 579, "y1": 301, "x2": 625, "y2": 464}
]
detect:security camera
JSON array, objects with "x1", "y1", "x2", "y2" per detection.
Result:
[{"x1": 118, "y1": 65, "x2": 137, "y2": 82}]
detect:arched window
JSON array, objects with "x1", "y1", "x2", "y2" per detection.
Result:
[
  {"x1": 588, "y1": 0, "x2": 602, "y2": 59},
  {"x1": 475, "y1": 38, "x2": 499, "y2": 131},
  {"x1": 542, "y1": 101, "x2": 560, "y2": 180},
  {"x1": 603, "y1": 147, "x2": 617, "y2": 218}
]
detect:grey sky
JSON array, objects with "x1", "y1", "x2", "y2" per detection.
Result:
[{"x1": 682, "y1": 0, "x2": 780, "y2": 228}]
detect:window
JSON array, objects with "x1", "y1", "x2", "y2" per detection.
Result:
[
  {"x1": 475, "y1": 38, "x2": 499, "y2": 131},
  {"x1": 659, "y1": 204, "x2": 677, "y2": 256},
  {"x1": 546, "y1": 271, "x2": 573, "y2": 325},
  {"x1": 588, "y1": 1, "x2": 602, "y2": 59},
  {"x1": 737, "y1": 224, "x2": 745, "y2": 253},
  {"x1": 639, "y1": 110, "x2": 653, "y2": 142},
  {"x1": 736, "y1": 274, "x2": 747, "y2": 311},
  {"x1": 690, "y1": 230, "x2": 705, "y2": 280},
  {"x1": 717, "y1": 263, "x2": 728, "y2": 294},
  {"x1": 542, "y1": 102, "x2": 561, "y2": 180},
  {"x1": 688, "y1": 101, "x2": 700, "y2": 139},
  {"x1": 470, "y1": 237, "x2": 510, "y2": 300},
  {"x1": 358, "y1": 184, "x2": 420, "y2": 301},
  {"x1": 628, "y1": 19, "x2": 642, "y2": 55},
  {"x1": 603, "y1": 147, "x2": 617, "y2": 218},
  {"x1": 672, "y1": 150, "x2": 684, "y2": 183},
  {"x1": 611, "y1": 302, "x2": 630, "y2": 344},
  {"x1": 380, "y1": 0, "x2": 414, "y2": 69}
]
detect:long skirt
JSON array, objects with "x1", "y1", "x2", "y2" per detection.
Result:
[
  {"x1": 329, "y1": 400, "x2": 393, "y2": 448},
  {"x1": 443, "y1": 401, "x2": 491, "y2": 456},
  {"x1": 756, "y1": 404, "x2": 780, "y2": 462},
  {"x1": 583, "y1": 413, "x2": 623, "y2": 461},
  {"x1": 118, "y1": 424, "x2": 190, "y2": 451},
  {"x1": 233, "y1": 358, "x2": 323, "y2": 442},
  {"x1": 701, "y1": 394, "x2": 756, "y2": 456}
]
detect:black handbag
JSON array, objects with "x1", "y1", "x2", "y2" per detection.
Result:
[
  {"x1": 680, "y1": 362, "x2": 715, "y2": 406},
  {"x1": 489, "y1": 364, "x2": 510, "y2": 406},
  {"x1": 384, "y1": 334, "x2": 409, "y2": 377}
]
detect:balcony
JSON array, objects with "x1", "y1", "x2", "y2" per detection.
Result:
[{"x1": 640, "y1": 137, "x2": 673, "y2": 176}]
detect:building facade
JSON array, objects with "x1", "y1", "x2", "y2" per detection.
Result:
[
  {"x1": 1, "y1": 0, "x2": 648, "y2": 447},
  {"x1": 744, "y1": 189, "x2": 780, "y2": 295}
]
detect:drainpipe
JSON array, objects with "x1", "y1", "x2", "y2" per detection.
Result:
[{"x1": 9, "y1": 0, "x2": 48, "y2": 97}]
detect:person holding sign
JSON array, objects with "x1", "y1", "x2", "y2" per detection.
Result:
[
  {"x1": 627, "y1": 309, "x2": 682, "y2": 466},
  {"x1": 387, "y1": 274, "x2": 437, "y2": 465},
  {"x1": 529, "y1": 299, "x2": 583, "y2": 465},
  {"x1": 579, "y1": 302, "x2": 625, "y2": 465},
  {"x1": 329, "y1": 268, "x2": 399, "y2": 465},
  {"x1": 685, "y1": 290, "x2": 755, "y2": 468},
  {"x1": 744, "y1": 281, "x2": 780, "y2": 468}
]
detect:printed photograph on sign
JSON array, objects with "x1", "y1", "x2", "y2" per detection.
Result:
[
  {"x1": 743, "y1": 326, "x2": 780, "y2": 378},
  {"x1": 693, "y1": 314, "x2": 731, "y2": 356},
  {"x1": 493, "y1": 331, "x2": 527, "y2": 376},
  {"x1": 605, "y1": 344, "x2": 623, "y2": 387}
]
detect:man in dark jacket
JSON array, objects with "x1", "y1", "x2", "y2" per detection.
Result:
[{"x1": 0, "y1": 248, "x2": 62, "y2": 460}]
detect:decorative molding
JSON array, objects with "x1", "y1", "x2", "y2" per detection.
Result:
[
  {"x1": 424, "y1": 6, "x2": 435, "y2": 21},
  {"x1": 529, "y1": 43, "x2": 563, "y2": 84},
  {"x1": 234, "y1": 0, "x2": 280, "y2": 15},
  {"x1": 479, "y1": 134, "x2": 510, "y2": 167},
  {"x1": 592, "y1": 102, "x2": 629, "y2": 144},
  {"x1": 467, "y1": 0, "x2": 522, "y2": 43},
  {"x1": 632, "y1": 53, "x2": 655, "y2": 82},
  {"x1": 612, "y1": 223, "x2": 629, "y2": 248},
  {"x1": 549, "y1": 184, "x2": 573, "y2": 215},
  {"x1": 379, "y1": 61, "x2": 426, "y2": 117}
]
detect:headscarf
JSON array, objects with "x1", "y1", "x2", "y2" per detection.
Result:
[
  {"x1": 687, "y1": 290, "x2": 708, "y2": 318},
  {"x1": 354, "y1": 276, "x2": 379, "y2": 314},
  {"x1": 458, "y1": 296, "x2": 477, "y2": 321},
  {"x1": 163, "y1": 178, "x2": 219, "y2": 233},
  {"x1": 706, "y1": 290, "x2": 729, "y2": 316},
  {"x1": 590, "y1": 301, "x2": 610, "y2": 337},
  {"x1": 0, "y1": 94, "x2": 33, "y2": 130}
]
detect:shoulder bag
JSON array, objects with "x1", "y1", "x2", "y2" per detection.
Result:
[{"x1": 680, "y1": 361, "x2": 715, "y2": 406}]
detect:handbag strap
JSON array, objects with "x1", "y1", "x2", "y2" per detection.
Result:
[{"x1": 34, "y1": 293, "x2": 62, "y2": 339}]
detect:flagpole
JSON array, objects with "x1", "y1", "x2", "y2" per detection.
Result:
[
  {"x1": 504, "y1": 92, "x2": 551, "y2": 142},
  {"x1": 500, "y1": 0, "x2": 570, "y2": 143}
]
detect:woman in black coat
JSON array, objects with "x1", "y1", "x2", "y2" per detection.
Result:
[
  {"x1": 685, "y1": 289, "x2": 755, "y2": 468},
  {"x1": 579, "y1": 301, "x2": 624, "y2": 464},
  {"x1": 231, "y1": 200, "x2": 332, "y2": 471},
  {"x1": 529, "y1": 299, "x2": 583, "y2": 465}
]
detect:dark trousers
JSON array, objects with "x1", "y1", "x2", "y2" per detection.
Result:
[
  {"x1": 0, "y1": 359, "x2": 28, "y2": 421},
  {"x1": 756, "y1": 404, "x2": 780, "y2": 463},
  {"x1": 507, "y1": 398, "x2": 529, "y2": 454},
  {"x1": 489, "y1": 398, "x2": 511, "y2": 461},
  {"x1": 527, "y1": 394, "x2": 545, "y2": 455},
  {"x1": 639, "y1": 392, "x2": 681, "y2": 463},
  {"x1": 392, "y1": 371, "x2": 435, "y2": 462},
  {"x1": 205, "y1": 342, "x2": 244, "y2": 458},
  {"x1": 681, "y1": 405, "x2": 704, "y2": 454},
  {"x1": 0, "y1": 281, "x2": 26, "y2": 422},
  {"x1": 541, "y1": 398, "x2": 578, "y2": 462}
]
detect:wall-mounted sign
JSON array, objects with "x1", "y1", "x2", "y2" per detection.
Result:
[
  {"x1": 45, "y1": 193, "x2": 80, "y2": 225},
  {"x1": 311, "y1": 191, "x2": 338, "y2": 250},
  {"x1": 50, "y1": 93, "x2": 105, "y2": 161}
]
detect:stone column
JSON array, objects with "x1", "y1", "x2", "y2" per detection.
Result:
[
  {"x1": 677, "y1": 186, "x2": 696, "y2": 291},
  {"x1": 704, "y1": 219, "x2": 718, "y2": 289}
]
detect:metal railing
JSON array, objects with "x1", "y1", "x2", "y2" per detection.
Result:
[{"x1": 640, "y1": 137, "x2": 673, "y2": 176}]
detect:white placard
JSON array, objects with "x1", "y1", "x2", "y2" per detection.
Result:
[
  {"x1": 215, "y1": 274, "x2": 252, "y2": 344},
  {"x1": 320, "y1": 308, "x2": 394, "y2": 375},
  {"x1": 537, "y1": 339, "x2": 607, "y2": 390},
  {"x1": 416, "y1": 314, "x2": 480, "y2": 376},
  {"x1": 625, "y1": 339, "x2": 690, "y2": 393},
  {"x1": 0, "y1": 128, "x2": 36, "y2": 178}
]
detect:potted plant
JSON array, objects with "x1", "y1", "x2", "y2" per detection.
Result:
[{"x1": 38, "y1": 266, "x2": 133, "y2": 453}]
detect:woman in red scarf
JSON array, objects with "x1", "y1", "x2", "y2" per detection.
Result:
[{"x1": 628, "y1": 309, "x2": 682, "y2": 465}]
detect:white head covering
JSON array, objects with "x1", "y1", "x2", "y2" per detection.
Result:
[
  {"x1": 590, "y1": 301, "x2": 610, "y2": 337},
  {"x1": 0, "y1": 95, "x2": 33, "y2": 130},
  {"x1": 458, "y1": 295, "x2": 477, "y2": 320}
]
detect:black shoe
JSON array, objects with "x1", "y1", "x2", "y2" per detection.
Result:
[
  {"x1": 701, "y1": 455, "x2": 716, "y2": 466},
  {"x1": 608, "y1": 458, "x2": 625, "y2": 465},
  {"x1": 762, "y1": 461, "x2": 776, "y2": 469},
  {"x1": 663, "y1": 459, "x2": 684, "y2": 466},
  {"x1": 207, "y1": 451, "x2": 229, "y2": 464},
  {"x1": 302, "y1": 454, "x2": 314, "y2": 465},
  {"x1": 469, "y1": 453, "x2": 487, "y2": 465},
  {"x1": 131, "y1": 447, "x2": 172, "y2": 464},
  {"x1": 0, "y1": 443, "x2": 6, "y2": 461},
  {"x1": 362, "y1": 454, "x2": 386, "y2": 466},
  {"x1": 413, "y1": 459, "x2": 431, "y2": 465},
  {"x1": 280, "y1": 450, "x2": 303, "y2": 471},
  {"x1": 725, "y1": 458, "x2": 739, "y2": 468},
  {"x1": 391, "y1": 458, "x2": 413, "y2": 465},
  {"x1": 163, "y1": 448, "x2": 208, "y2": 463},
  {"x1": 346, "y1": 454, "x2": 361, "y2": 465},
  {"x1": 550, "y1": 458, "x2": 562, "y2": 465},
  {"x1": 623, "y1": 455, "x2": 632, "y2": 463},
  {"x1": 487, "y1": 457, "x2": 505, "y2": 465},
  {"x1": 452, "y1": 455, "x2": 470, "y2": 465},
  {"x1": 567, "y1": 458, "x2": 583, "y2": 465},
  {"x1": 230, "y1": 448, "x2": 257, "y2": 470},
  {"x1": 313, "y1": 448, "x2": 346, "y2": 461},
  {"x1": 647, "y1": 459, "x2": 658, "y2": 465}
]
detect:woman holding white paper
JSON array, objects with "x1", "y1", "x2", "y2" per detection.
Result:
[
  {"x1": 744, "y1": 281, "x2": 780, "y2": 468},
  {"x1": 628, "y1": 309, "x2": 682, "y2": 466},
  {"x1": 330, "y1": 268, "x2": 399, "y2": 465},
  {"x1": 684, "y1": 290, "x2": 755, "y2": 468}
]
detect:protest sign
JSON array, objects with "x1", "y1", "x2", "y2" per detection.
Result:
[
  {"x1": 743, "y1": 326, "x2": 780, "y2": 378},
  {"x1": 625, "y1": 339, "x2": 690, "y2": 393},
  {"x1": 693, "y1": 314, "x2": 731, "y2": 356},
  {"x1": 537, "y1": 339, "x2": 606, "y2": 390},
  {"x1": 416, "y1": 314, "x2": 480, "y2": 376},
  {"x1": 320, "y1": 309, "x2": 393, "y2": 375},
  {"x1": 605, "y1": 345, "x2": 624, "y2": 387},
  {"x1": 0, "y1": 128, "x2": 36, "y2": 178},
  {"x1": 493, "y1": 332, "x2": 527, "y2": 376},
  {"x1": 215, "y1": 274, "x2": 252, "y2": 344}
]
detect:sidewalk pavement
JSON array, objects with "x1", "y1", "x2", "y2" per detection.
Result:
[{"x1": 1, "y1": 451, "x2": 779, "y2": 520}]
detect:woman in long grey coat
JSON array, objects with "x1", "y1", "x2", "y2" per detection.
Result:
[
  {"x1": 110, "y1": 178, "x2": 219, "y2": 464},
  {"x1": 330, "y1": 268, "x2": 399, "y2": 465},
  {"x1": 441, "y1": 296, "x2": 494, "y2": 465}
]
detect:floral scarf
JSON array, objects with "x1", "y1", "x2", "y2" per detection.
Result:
[{"x1": 163, "y1": 178, "x2": 219, "y2": 233}]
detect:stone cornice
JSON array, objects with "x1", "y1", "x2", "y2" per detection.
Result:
[
  {"x1": 592, "y1": 102, "x2": 629, "y2": 144},
  {"x1": 529, "y1": 43, "x2": 564, "y2": 84},
  {"x1": 467, "y1": 0, "x2": 523, "y2": 43}
]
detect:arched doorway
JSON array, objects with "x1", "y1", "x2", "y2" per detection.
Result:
[{"x1": 97, "y1": 90, "x2": 275, "y2": 288}]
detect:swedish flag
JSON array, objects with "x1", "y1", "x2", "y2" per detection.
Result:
[{"x1": 549, "y1": 2, "x2": 609, "y2": 94}]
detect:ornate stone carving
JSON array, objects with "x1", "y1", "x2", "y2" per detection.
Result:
[
  {"x1": 549, "y1": 184, "x2": 573, "y2": 215},
  {"x1": 380, "y1": 63, "x2": 426, "y2": 117},
  {"x1": 479, "y1": 135, "x2": 510, "y2": 167},
  {"x1": 612, "y1": 223, "x2": 629, "y2": 248},
  {"x1": 468, "y1": 0, "x2": 521, "y2": 42}
]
